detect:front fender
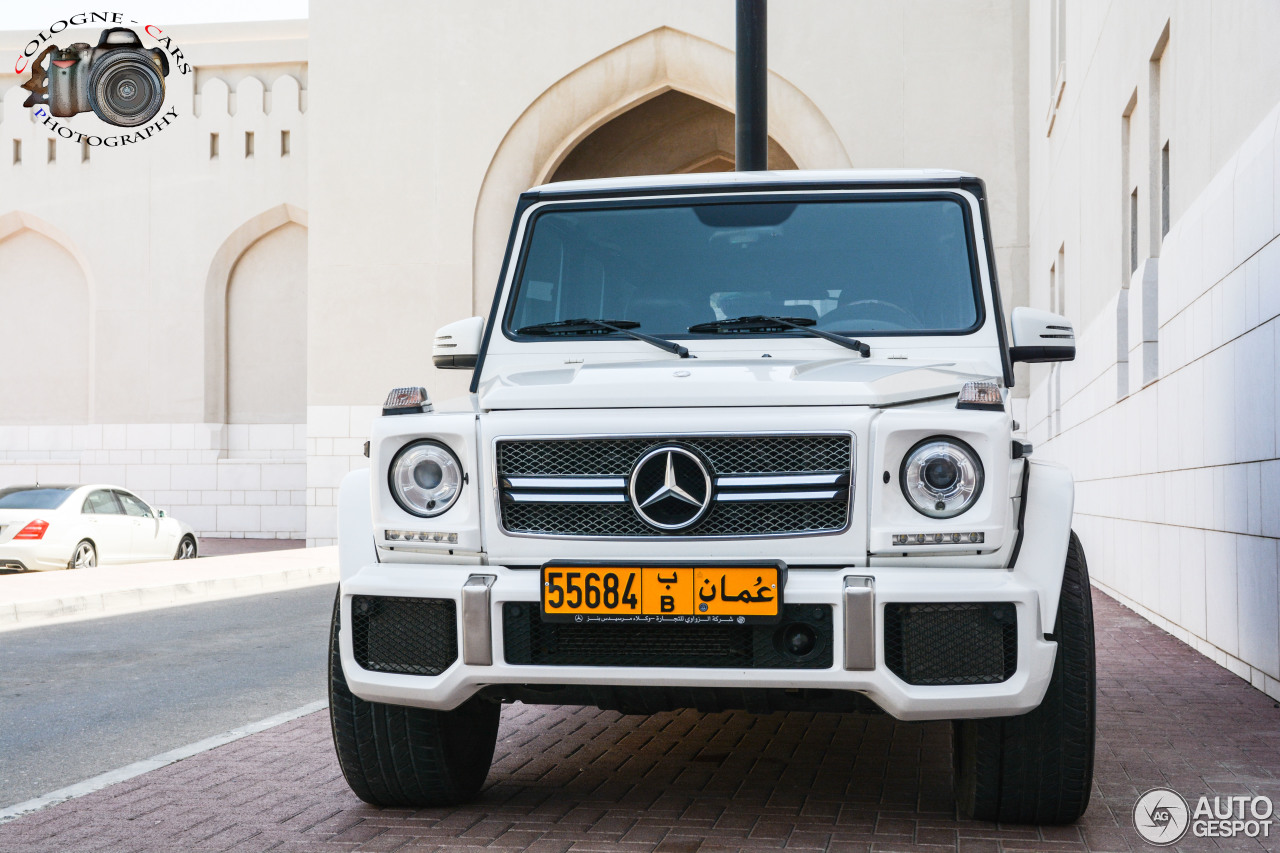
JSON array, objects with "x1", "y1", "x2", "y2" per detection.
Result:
[
  {"x1": 338, "y1": 467, "x2": 377, "y2": 582},
  {"x1": 1013, "y1": 458, "x2": 1075, "y2": 632}
]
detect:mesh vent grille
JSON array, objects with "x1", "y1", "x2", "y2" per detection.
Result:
[
  {"x1": 351, "y1": 595, "x2": 458, "y2": 676},
  {"x1": 502, "y1": 603, "x2": 833, "y2": 669},
  {"x1": 496, "y1": 435, "x2": 851, "y2": 537},
  {"x1": 883, "y1": 602, "x2": 1017, "y2": 685},
  {"x1": 497, "y1": 435, "x2": 850, "y2": 476},
  {"x1": 501, "y1": 498, "x2": 848, "y2": 538}
]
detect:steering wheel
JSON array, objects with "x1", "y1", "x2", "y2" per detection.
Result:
[{"x1": 819, "y1": 299, "x2": 923, "y2": 330}]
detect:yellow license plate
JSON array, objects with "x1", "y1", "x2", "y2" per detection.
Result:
[{"x1": 540, "y1": 564, "x2": 783, "y2": 623}]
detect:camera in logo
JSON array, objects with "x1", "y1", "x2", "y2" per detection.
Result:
[
  {"x1": 1134, "y1": 788, "x2": 1190, "y2": 846},
  {"x1": 22, "y1": 27, "x2": 170, "y2": 128}
]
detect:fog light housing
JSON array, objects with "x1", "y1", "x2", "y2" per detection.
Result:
[{"x1": 774, "y1": 622, "x2": 820, "y2": 660}]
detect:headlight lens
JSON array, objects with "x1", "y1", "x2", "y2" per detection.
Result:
[
  {"x1": 389, "y1": 441, "x2": 463, "y2": 517},
  {"x1": 900, "y1": 437, "x2": 983, "y2": 518}
]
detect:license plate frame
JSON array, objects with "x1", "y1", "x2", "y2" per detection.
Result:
[{"x1": 539, "y1": 560, "x2": 786, "y2": 624}]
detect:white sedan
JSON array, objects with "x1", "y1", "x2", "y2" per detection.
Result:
[{"x1": 0, "y1": 484, "x2": 198, "y2": 571}]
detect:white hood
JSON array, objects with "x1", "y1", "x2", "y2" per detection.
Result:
[{"x1": 477, "y1": 357, "x2": 992, "y2": 410}]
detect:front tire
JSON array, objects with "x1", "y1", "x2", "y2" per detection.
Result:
[
  {"x1": 328, "y1": 593, "x2": 500, "y2": 806},
  {"x1": 174, "y1": 536, "x2": 197, "y2": 560},
  {"x1": 952, "y1": 531, "x2": 1096, "y2": 824}
]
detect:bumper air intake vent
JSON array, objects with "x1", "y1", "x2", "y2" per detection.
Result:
[
  {"x1": 351, "y1": 595, "x2": 458, "y2": 676},
  {"x1": 883, "y1": 602, "x2": 1017, "y2": 685},
  {"x1": 502, "y1": 603, "x2": 832, "y2": 669}
]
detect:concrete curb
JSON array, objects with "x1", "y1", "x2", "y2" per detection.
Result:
[{"x1": 0, "y1": 547, "x2": 338, "y2": 631}]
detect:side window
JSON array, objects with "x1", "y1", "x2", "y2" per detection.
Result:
[
  {"x1": 82, "y1": 490, "x2": 122, "y2": 515},
  {"x1": 116, "y1": 491, "x2": 152, "y2": 518}
]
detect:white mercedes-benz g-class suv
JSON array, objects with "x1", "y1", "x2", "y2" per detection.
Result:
[{"x1": 329, "y1": 170, "x2": 1094, "y2": 824}]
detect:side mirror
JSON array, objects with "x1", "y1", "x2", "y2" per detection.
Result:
[
  {"x1": 432, "y1": 316, "x2": 484, "y2": 369},
  {"x1": 1009, "y1": 307, "x2": 1075, "y2": 363},
  {"x1": 157, "y1": 509, "x2": 166, "y2": 518}
]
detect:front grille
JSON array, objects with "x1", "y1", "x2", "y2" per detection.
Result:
[
  {"x1": 502, "y1": 602, "x2": 833, "y2": 669},
  {"x1": 497, "y1": 434, "x2": 852, "y2": 538},
  {"x1": 501, "y1": 498, "x2": 849, "y2": 538},
  {"x1": 351, "y1": 595, "x2": 458, "y2": 676},
  {"x1": 883, "y1": 602, "x2": 1017, "y2": 685},
  {"x1": 498, "y1": 435, "x2": 851, "y2": 476}
]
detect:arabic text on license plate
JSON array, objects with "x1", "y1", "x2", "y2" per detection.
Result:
[{"x1": 540, "y1": 566, "x2": 780, "y2": 621}]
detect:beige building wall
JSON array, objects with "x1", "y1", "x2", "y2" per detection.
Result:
[
  {"x1": 0, "y1": 21, "x2": 310, "y2": 540},
  {"x1": 305, "y1": 0, "x2": 1031, "y2": 543},
  {"x1": 1028, "y1": 2, "x2": 1280, "y2": 700}
]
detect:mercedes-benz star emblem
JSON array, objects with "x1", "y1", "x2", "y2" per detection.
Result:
[{"x1": 628, "y1": 445, "x2": 713, "y2": 531}]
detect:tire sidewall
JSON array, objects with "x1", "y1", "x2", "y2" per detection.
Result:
[{"x1": 70, "y1": 539, "x2": 96, "y2": 569}]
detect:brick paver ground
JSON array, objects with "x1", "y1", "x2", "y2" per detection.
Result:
[{"x1": 2, "y1": 590, "x2": 1278, "y2": 853}]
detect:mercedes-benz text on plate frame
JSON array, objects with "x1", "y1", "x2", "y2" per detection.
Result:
[{"x1": 333, "y1": 170, "x2": 1091, "y2": 826}]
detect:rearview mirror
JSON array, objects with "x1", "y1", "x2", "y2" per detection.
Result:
[
  {"x1": 432, "y1": 316, "x2": 484, "y2": 369},
  {"x1": 1009, "y1": 307, "x2": 1075, "y2": 363}
]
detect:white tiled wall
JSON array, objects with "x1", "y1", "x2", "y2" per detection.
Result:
[
  {"x1": 305, "y1": 405, "x2": 377, "y2": 546},
  {"x1": 1033, "y1": 101, "x2": 1280, "y2": 702},
  {"x1": 0, "y1": 423, "x2": 306, "y2": 539}
]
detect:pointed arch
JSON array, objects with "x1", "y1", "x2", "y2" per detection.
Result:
[
  {"x1": 0, "y1": 211, "x2": 95, "y2": 291},
  {"x1": 471, "y1": 26, "x2": 850, "y2": 311},
  {"x1": 203, "y1": 203, "x2": 308, "y2": 422},
  {"x1": 0, "y1": 211, "x2": 96, "y2": 421}
]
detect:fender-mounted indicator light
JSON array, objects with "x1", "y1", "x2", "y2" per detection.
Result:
[
  {"x1": 383, "y1": 386, "x2": 432, "y2": 416},
  {"x1": 956, "y1": 380, "x2": 1004, "y2": 411}
]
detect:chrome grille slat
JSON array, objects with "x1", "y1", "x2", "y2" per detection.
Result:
[
  {"x1": 496, "y1": 434, "x2": 852, "y2": 538},
  {"x1": 716, "y1": 489, "x2": 846, "y2": 502},
  {"x1": 715, "y1": 473, "x2": 848, "y2": 487},
  {"x1": 505, "y1": 492, "x2": 629, "y2": 504}
]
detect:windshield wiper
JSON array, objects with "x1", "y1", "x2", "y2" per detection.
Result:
[
  {"x1": 516, "y1": 318, "x2": 693, "y2": 358},
  {"x1": 687, "y1": 315, "x2": 870, "y2": 357}
]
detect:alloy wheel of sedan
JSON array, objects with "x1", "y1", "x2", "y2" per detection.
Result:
[
  {"x1": 176, "y1": 537, "x2": 197, "y2": 560},
  {"x1": 72, "y1": 540, "x2": 96, "y2": 569}
]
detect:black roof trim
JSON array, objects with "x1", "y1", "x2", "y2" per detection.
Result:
[
  {"x1": 519, "y1": 176, "x2": 976, "y2": 205},
  {"x1": 960, "y1": 177, "x2": 1016, "y2": 387},
  {"x1": 470, "y1": 193, "x2": 539, "y2": 394}
]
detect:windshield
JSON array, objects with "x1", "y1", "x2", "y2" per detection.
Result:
[
  {"x1": 505, "y1": 195, "x2": 981, "y2": 339},
  {"x1": 0, "y1": 487, "x2": 73, "y2": 509}
]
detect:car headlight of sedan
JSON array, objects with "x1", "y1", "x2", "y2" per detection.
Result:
[
  {"x1": 900, "y1": 437, "x2": 983, "y2": 518},
  {"x1": 389, "y1": 440, "x2": 463, "y2": 517}
]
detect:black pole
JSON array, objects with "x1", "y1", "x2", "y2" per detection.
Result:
[{"x1": 735, "y1": 0, "x2": 767, "y2": 171}]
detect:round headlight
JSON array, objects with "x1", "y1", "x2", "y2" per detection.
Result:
[
  {"x1": 900, "y1": 437, "x2": 983, "y2": 518},
  {"x1": 389, "y1": 441, "x2": 463, "y2": 517}
]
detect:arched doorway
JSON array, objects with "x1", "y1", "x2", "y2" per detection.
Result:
[
  {"x1": 202, "y1": 203, "x2": 307, "y2": 424},
  {"x1": 226, "y1": 221, "x2": 307, "y2": 424},
  {"x1": 472, "y1": 26, "x2": 850, "y2": 312},
  {"x1": 0, "y1": 223, "x2": 90, "y2": 424},
  {"x1": 551, "y1": 90, "x2": 796, "y2": 182}
]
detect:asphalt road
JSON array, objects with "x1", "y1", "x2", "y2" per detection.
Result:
[{"x1": 0, "y1": 584, "x2": 335, "y2": 807}]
